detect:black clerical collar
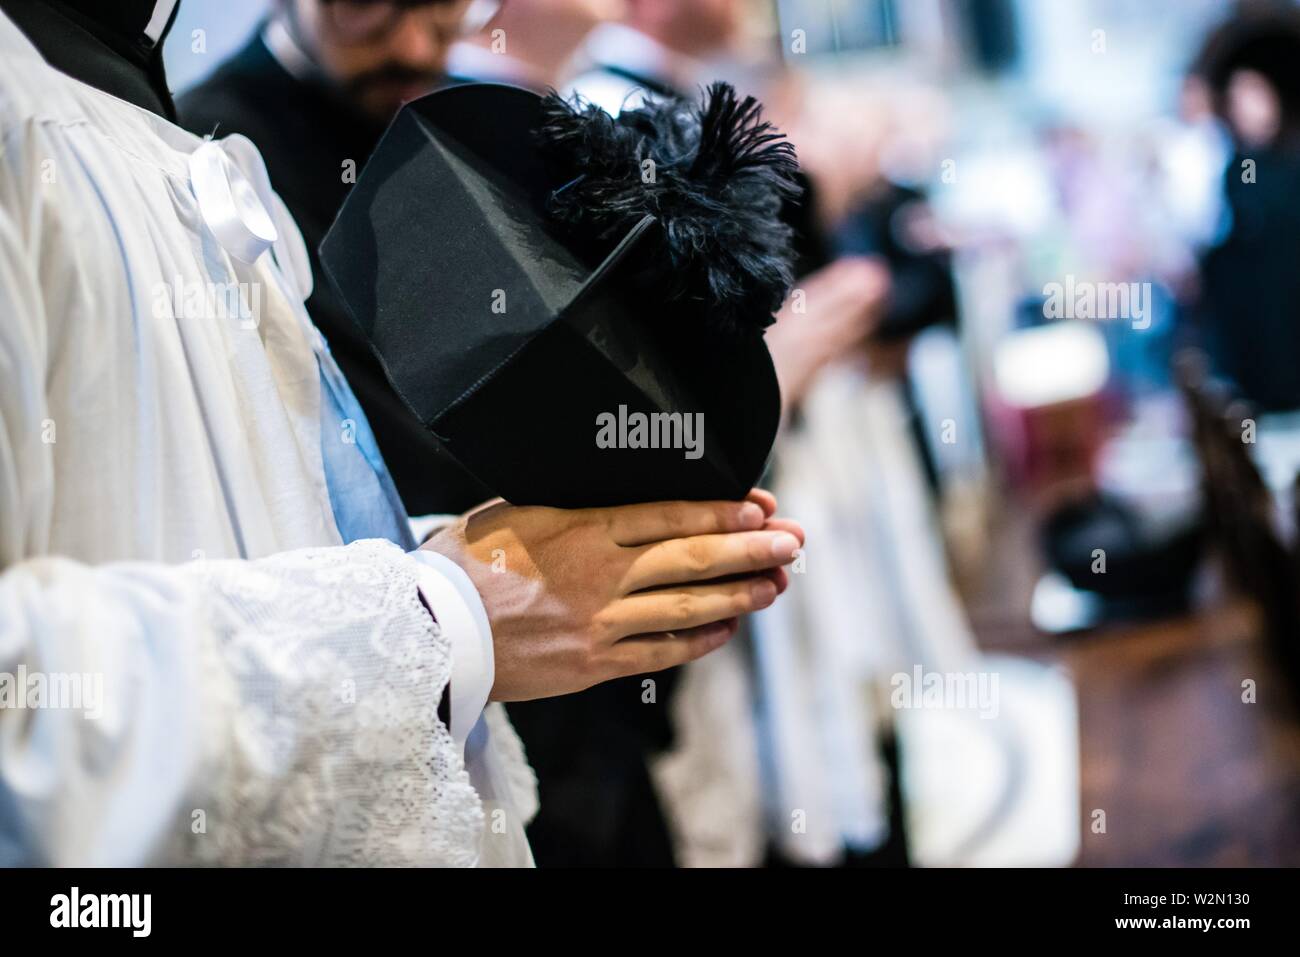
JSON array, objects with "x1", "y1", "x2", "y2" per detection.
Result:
[{"x1": 0, "y1": 0, "x2": 180, "y2": 118}]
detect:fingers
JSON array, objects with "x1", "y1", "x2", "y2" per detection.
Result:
[
  {"x1": 603, "y1": 498, "x2": 766, "y2": 546},
  {"x1": 765, "y1": 565, "x2": 790, "y2": 595},
  {"x1": 762, "y1": 516, "x2": 805, "y2": 546},
  {"x1": 621, "y1": 530, "x2": 801, "y2": 592},
  {"x1": 609, "y1": 618, "x2": 740, "y2": 676},
  {"x1": 746, "y1": 488, "x2": 777, "y2": 517},
  {"x1": 609, "y1": 577, "x2": 778, "y2": 636}
]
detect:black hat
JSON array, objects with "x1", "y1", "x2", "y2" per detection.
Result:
[{"x1": 319, "y1": 81, "x2": 799, "y2": 508}]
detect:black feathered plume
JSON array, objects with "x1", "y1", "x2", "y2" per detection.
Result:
[{"x1": 538, "y1": 82, "x2": 802, "y2": 334}]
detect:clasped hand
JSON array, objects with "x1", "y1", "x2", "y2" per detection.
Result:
[{"x1": 423, "y1": 489, "x2": 804, "y2": 700}]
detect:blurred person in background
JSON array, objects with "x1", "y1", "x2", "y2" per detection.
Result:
[
  {"x1": 571, "y1": 0, "x2": 843, "y2": 277},
  {"x1": 1191, "y1": 2, "x2": 1300, "y2": 413},
  {"x1": 446, "y1": 0, "x2": 618, "y2": 88},
  {"x1": 180, "y1": 0, "x2": 499, "y2": 516},
  {"x1": 569, "y1": 0, "x2": 741, "y2": 111}
]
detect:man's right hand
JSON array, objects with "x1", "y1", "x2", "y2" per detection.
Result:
[{"x1": 422, "y1": 492, "x2": 803, "y2": 702}]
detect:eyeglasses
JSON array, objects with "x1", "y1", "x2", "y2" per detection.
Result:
[{"x1": 321, "y1": 0, "x2": 502, "y2": 45}]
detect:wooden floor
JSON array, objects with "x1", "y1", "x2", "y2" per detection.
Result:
[{"x1": 960, "y1": 504, "x2": 1300, "y2": 867}]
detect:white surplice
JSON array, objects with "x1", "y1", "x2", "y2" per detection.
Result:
[{"x1": 0, "y1": 10, "x2": 534, "y2": 866}]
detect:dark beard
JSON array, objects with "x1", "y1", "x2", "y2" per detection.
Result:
[{"x1": 344, "y1": 63, "x2": 443, "y2": 100}]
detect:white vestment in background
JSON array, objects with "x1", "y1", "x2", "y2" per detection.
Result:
[{"x1": 0, "y1": 10, "x2": 534, "y2": 866}]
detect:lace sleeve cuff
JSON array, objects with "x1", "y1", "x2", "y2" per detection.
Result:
[{"x1": 408, "y1": 549, "x2": 495, "y2": 748}]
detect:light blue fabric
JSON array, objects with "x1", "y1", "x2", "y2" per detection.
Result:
[{"x1": 316, "y1": 350, "x2": 416, "y2": 550}]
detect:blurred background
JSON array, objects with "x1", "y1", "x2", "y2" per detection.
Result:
[{"x1": 168, "y1": 0, "x2": 1300, "y2": 866}]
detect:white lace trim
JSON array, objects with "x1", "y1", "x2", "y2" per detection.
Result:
[
  {"x1": 174, "y1": 539, "x2": 485, "y2": 866},
  {"x1": 483, "y1": 703, "x2": 540, "y2": 826}
]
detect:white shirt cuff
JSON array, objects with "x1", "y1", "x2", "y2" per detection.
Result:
[{"x1": 408, "y1": 549, "x2": 495, "y2": 748}]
